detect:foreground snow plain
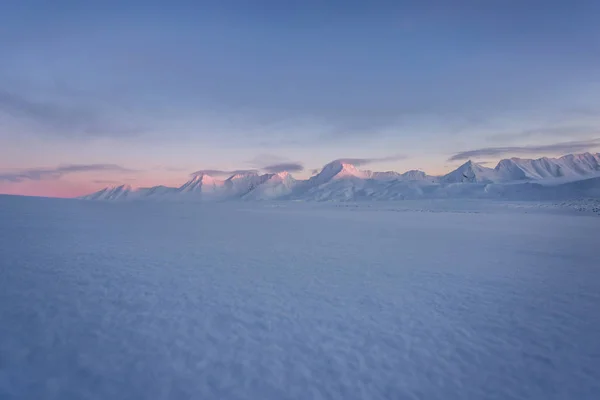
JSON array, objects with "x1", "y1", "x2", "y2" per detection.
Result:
[{"x1": 1, "y1": 195, "x2": 599, "y2": 399}]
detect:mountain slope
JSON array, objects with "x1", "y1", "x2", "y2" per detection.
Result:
[
  {"x1": 135, "y1": 185, "x2": 178, "y2": 198},
  {"x1": 80, "y1": 185, "x2": 133, "y2": 201}
]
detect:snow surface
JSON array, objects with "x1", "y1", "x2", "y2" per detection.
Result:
[{"x1": 1, "y1": 195, "x2": 599, "y2": 400}]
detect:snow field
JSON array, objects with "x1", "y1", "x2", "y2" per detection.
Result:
[{"x1": 1, "y1": 196, "x2": 599, "y2": 399}]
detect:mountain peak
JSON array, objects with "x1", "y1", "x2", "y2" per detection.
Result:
[
  {"x1": 178, "y1": 173, "x2": 224, "y2": 193},
  {"x1": 442, "y1": 160, "x2": 496, "y2": 183},
  {"x1": 79, "y1": 184, "x2": 132, "y2": 201},
  {"x1": 310, "y1": 160, "x2": 369, "y2": 184},
  {"x1": 400, "y1": 170, "x2": 430, "y2": 181},
  {"x1": 109, "y1": 183, "x2": 132, "y2": 190},
  {"x1": 226, "y1": 171, "x2": 260, "y2": 181},
  {"x1": 459, "y1": 159, "x2": 486, "y2": 168},
  {"x1": 193, "y1": 173, "x2": 218, "y2": 184},
  {"x1": 275, "y1": 171, "x2": 291, "y2": 179}
]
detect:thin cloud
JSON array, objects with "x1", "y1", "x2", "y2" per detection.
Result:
[
  {"x1": 263, "y1": 162, "x2": 304, "y2": 173},
  {"x1": 448, "y1": 138, "x2": 600, "y2": 161},
  {"x1": 151, "y1": 165, "x2": 188, "y2": 172},
  {"x1": 246, "y1": 154, "x2": 304, "y2": 173},
  {"x1": 0, "y1": 164, "x2": 135, "y2": 183},
  {"x1": 245, "y1": 154, "x2": 288, "y2": 168},
  {"x1": 320, "y1": 108, "x2": 418, "y2": 139},
  {"x1": 336, "y1": 154, "x2": 407, "y2": 166},
  {"x1": 190, "y1": 169, "x2": 259, "y2": 177},
  {"x1": 93, "y1": 178, "x2": 137, "y2": 185},
  {"x1": 489, "y1": 126, "x2": 600, "y2": 142},
  {"x1": 0, "y1": 89, "x2": 145, "y2": 138}
]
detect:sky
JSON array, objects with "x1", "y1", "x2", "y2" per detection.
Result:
[{"x1": 1, "y1": 0, "x2": 600, "y2": 197}]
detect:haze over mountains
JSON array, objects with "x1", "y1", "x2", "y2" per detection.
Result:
[{"x1": 82, "y1": 152, "x2": 600, "y2": 202}]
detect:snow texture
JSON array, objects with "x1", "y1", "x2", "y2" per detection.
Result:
[
  {"x1": 1, "y1": 195, "x2": 599, "y2": 400},
  {"x1": 80, "y1": 152, "x2": 600, "y2": 203}
]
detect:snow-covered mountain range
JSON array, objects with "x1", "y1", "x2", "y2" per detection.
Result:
[
  {"x1": 81, "y1": 152, "x2": 600, "y2": 202},
  {"x1": 441, "y1": 152, "x2": 600, "y2": 183}
]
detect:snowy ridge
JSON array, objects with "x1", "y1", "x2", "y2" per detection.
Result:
[
  {"x1": 80, "y1": 152, "x2": 600, "y2": 202},
  {"x1": 398, "y1": 170, "x2": 436, "y2": 181},
  {"x1": 178, "y1": 174, "x2": 225, "y2": 195},
  {"x1": 441, "y1": 153, "x2": 600, "y2": 184},
  {"x1": 242, "y1": 172, "x2": 297, "y2": 200},
  {"x1": 82, "y1": 184, "x2": 133, "y2": 201},
  {"x1": 224, "y1": 171, "x2": 272, "y2": 198}
]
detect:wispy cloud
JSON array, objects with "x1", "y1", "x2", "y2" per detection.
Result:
[
  {"x1": 0, "y1": 89, "x2": 145, "y2": 138},
  {"x1": 246, "y1": 154, "x2": 304, "y2": 173},
  {"x1": 93, "y1": 179, "x2": 123, "y2": 184},
  {"x1": 489, "y1": 126, "x2": 600, "y2": 142},
  {"x1": 448, "y1": 138, "x2": 600, "y2": 161},
  {"x1": 0, "y1": 164, "x2": 135, "y2": 183},
  {"x1": 336, "y1": 154, "x2": 407, "y2": 166},
  {"x1": 263, "y1": 162, "x2": 304, "y2": 173},
  {"x1": 245, "y1": 154, "x2": 288, "y2": 168},
  {"x1": 191, "y1": 161, "x2": 304, "y2": 176},
  {"x1": 151, "y1": 165, "x2": 189, "y2": 172},
  {"x1": 325, "y1": 113, "x2": 404, "y2": 138},
  {"x1": 190, "y1": 169, "x2": 259, "y2": 177}
]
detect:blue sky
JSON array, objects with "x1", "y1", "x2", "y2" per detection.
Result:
[{"x1": 1, "y1": 0, "x2": 600, "y2": 196}]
